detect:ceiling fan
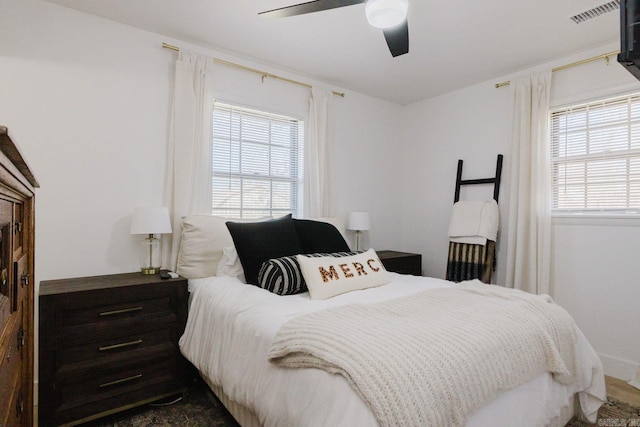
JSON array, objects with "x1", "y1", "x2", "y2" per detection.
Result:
[{"x1": 259, "y1": 0, "x2": 409, "y2": 57}]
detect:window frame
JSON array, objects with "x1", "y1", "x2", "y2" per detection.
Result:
[
  {"x1": 210, "y1": 101, "x2": 305, "y2": 220},
  {"x1": 549, "y1": 91, "x2": 640, "y2": 218}
]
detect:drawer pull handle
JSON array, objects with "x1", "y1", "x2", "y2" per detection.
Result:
[
  {"x1": 99, "y1": 374, "x2": 143, "y2": 388},
  {"x1": 99, "y1": 339, "x2": 142, "y2": 352},
  {"x1": 99, "y1": 306, "x2": 142, "y2": 317}
]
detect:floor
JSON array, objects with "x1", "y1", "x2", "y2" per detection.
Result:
[{"x1": 606, "y1": 375, "x2": 640, "y2": 407}]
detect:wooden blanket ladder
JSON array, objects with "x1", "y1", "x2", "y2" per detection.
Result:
[
  {"x1": 447, "y1": 154, "x2": 503, "y2": 283},
  {"x1": 454, "y1": 154, "x2": 503, "y2": 203}
]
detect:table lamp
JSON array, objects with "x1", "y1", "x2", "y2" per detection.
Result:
[
  {"x1": 130, "y1": 207, "x2": 172, "y2": 274},
  {"x1": 347, "y1": 211, "x2": 371, "y2": 251}
]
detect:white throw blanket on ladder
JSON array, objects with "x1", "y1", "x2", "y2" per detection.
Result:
[{"x1": 269, "y1": 281, "x2": 579, "y2": 427}]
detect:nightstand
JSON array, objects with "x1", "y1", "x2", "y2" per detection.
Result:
[
  {"x1": 39, "y1": 272, "x2": 191, "y2": 426},
  {"x1": 377, "y1": 250, "x2": 422, "y2": 276}
]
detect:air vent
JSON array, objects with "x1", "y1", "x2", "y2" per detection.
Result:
[{"x1": 570, "y1": 0, "x2": 620, "y2": 24}]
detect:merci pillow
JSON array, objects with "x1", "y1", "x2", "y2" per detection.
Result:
[{"x1": 297, "y1": 249, "x2": 389, "y2": 300}]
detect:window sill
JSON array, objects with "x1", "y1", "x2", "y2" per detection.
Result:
[{"x1": 552, "y1": 213, "x2": 640, "y2": 227}]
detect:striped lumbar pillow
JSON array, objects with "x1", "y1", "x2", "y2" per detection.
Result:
[{"x1": 258, "y1": 252, "x2": 360, "y2": 295}]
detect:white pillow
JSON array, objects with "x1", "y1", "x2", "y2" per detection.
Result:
[
  {"x1": 176, "y1": 215, "x2": 234, "y2": 279},
  {"x1": 216, "y1": 246, "x2": 246, "y2": 283},
  {"x1": 176, "y1": 215, "x2": 268, "y2": 279},
  {"x1": 297, "y1": 249, "x2": 390, "y2": 300}
]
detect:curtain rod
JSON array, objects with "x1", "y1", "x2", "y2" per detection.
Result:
[
  {"x1": 494, "y1": 50, "x2": 620, "y2": 88},
  {"x1": 162, "y1": 43, "x2": 345, "y2": 97}
]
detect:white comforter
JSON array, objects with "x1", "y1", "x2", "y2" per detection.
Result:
[{"x1": 179, "y1": 273, "x2": 606, "y2": 427}]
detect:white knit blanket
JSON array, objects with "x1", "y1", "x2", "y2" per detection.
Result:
[{"x1": 268, "y1": 280, "x2": 578, "y2": 427}]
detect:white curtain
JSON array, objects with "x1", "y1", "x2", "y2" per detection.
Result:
[
  {"x1": 162, "y1": 50, "x2": 215, "y2": 271},
  {"x1": 505, "y1": 72, "x2": 552, "y2": 294},
  {"x1": 306, "y1": 87, "x2": 335, "y2": 217}
]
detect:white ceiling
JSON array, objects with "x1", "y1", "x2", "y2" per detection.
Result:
[{"x1": 45, "y1": 0, "x2": 620, "y2": 104}]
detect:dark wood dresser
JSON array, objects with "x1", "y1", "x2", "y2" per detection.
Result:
[
  {"x1": 377, "y1": 250, "x2": 422, "y2": 276},
  {"x1": 39, "y1": 273, "x2": 191, "y2": 426},
  {"x1": 0, "y1": 127, "x2": 38, "y2": 427}
]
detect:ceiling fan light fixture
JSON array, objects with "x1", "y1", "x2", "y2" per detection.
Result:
[{"x1": 365, "y1": 0, "x2": 408, "y2": 29}]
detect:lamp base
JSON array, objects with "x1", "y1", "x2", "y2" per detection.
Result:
[
  {"x1": 139, "y1": 234, "x2": 162, "y2": 275},
  {"x1": 141, "y1": 267, "x2": 160, "y2": 275}
]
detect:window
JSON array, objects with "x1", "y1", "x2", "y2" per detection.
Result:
[
  {"x1": 211, "y1": 102, "x2": 304, "y2": 219},
  {"x1": 550, "y1": 92, "x2": 640, "y2": 214}
]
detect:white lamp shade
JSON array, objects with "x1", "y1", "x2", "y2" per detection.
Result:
[
  {"x1": 130, "y1": 207, "x2": 172, "y2": 235},
  {"x1": 347, "y1": 212, "x2": 371, "y2": 231},
  {"x1": 365, "y1": 0, "x2": 408, "y2": 29}
]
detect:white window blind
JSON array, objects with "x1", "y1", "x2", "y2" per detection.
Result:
[
  {"x1": 550, "y1": 92, "x2": 640, "y2": 214},
  {"x1": 211, "y1": 102, "x2": 304, "y2": 219}
]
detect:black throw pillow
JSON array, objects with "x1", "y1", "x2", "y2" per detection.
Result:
[
  {"x1": 293, "y1": 219, "x2": 351, "y2": 253},
  {"x1": 226, "y1": 214, "x2": 303, "y2": 286}
]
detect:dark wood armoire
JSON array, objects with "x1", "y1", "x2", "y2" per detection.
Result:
[{"x1": 0, "y1": 126, "x2": 38, "y2": 426}]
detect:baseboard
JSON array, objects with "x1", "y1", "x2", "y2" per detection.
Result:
[
  {"x1": 599, "y1": 352, "x2": 640, "y2": 381},
  {"x1": 628, "y1": 366, "x2": 640, "y2": 391}
]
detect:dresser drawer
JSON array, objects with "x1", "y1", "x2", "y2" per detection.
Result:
[
  {"x1": 57, "y1": 310, "x2": 178, "y2": 352},
  {"x1": 58, "y1": 356, "x2": 177, "y2": 405},
  {"x1": 55, "y1": 356, "x2": 179, "y2": 425},
  {"x1": 58, "y1": 325, "x2": 175, "y2": 367},
  {"x1": 59, "y1": 290, "x2": 177, "y2": 328}
]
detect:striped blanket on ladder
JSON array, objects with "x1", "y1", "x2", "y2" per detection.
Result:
[{"x1": 446, "y1": 240, "x2": 495, "y2": 283}]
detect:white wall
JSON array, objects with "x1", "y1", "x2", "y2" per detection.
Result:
[
  {"x1": 332, "y1": 93, "x2": 404, "y2": 250},
  {"x1": 552, "y1": 217, "x2": 640, "y2": 379},
  {"x1": 400, "y1": 41, "x2": 640, "y2": 380},
  {"x1": 0, "y1": 0, "x2": 402, "y2": 285},
  {"x1": 0, "y1": 0, "x2": 174, "y2": 280},
  {"x1": 399, "y1": 80, "x2": 511, "y2": 282}
]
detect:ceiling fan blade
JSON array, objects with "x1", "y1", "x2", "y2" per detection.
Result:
[
  {"x1": 259, "y1": 0, "x2": 365, "y2": 19},
  {"x1": 382, "y1": 20, "x2": 409, "y2": 57}
]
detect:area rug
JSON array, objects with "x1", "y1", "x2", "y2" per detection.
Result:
[
  {"x1": 80, "y1": 382, "x2": 639, "y2": 427},
  {"x1": 80, "y1": 380, "x2": 238, "y2": 427},
  {"x1": 566, "y1": 396, "x2": 640, "y2": 426}
]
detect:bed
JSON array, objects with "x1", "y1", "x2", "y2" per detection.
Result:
[{"x1": 176, "y1": 214, "x2": 606, "y2": 427}]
